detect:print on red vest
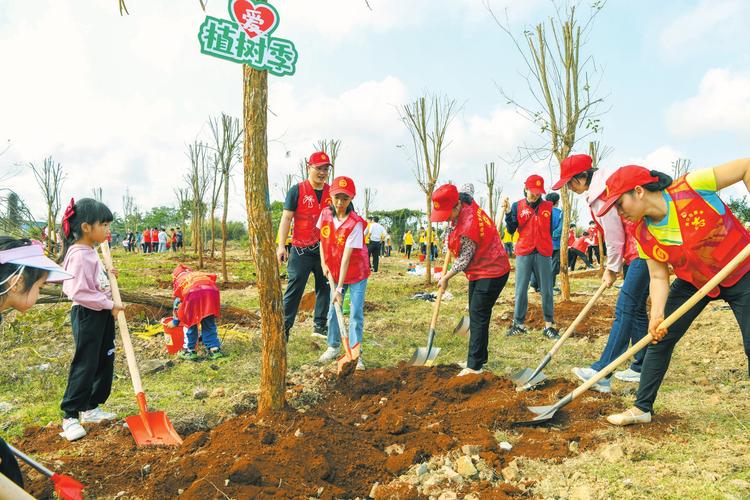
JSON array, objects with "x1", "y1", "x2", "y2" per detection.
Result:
[
  {"x1": 293, "y1": 180, "x2": 332, "y2": 247},
  {"x1": 514, "y1": 199, "x2": 553, "y2": 257},
  {"x1": 636, "y1": 176, "x2": 750, "y2": 297},
  {"x1": 448, "y1": 201, "x2": 510, "y2": 281},
  {"x1": 319, "y1": 209, "x2": 370, "y2": 285}
]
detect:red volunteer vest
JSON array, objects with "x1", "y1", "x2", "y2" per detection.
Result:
[
  {"x1": 172, "y1": 268, "x2": 221, "y2": 327},
  {"x1": 143, "y1": 230, "x2": 150, "y2": 243},
  {"x1": 150, "y1": 230, "x2": 158, "y2": 242},
  {"x1": 636, "y1": 176, "x2": 750, "y2": 297},
  {"x1": 571, "y1": 236, "x2": 589, "y2": 253},
  {"x1": 292, "y1": 180, "x2": 332, "y2": 247},
  {"x1": 622, "y1": 219, "x2": 639, "y2": 265},
  {"x1": 448, "y1": 202, "x2": 510, "y2": 281},
  {"x1": 514, "y1": 199, "x2": 553, "y2": 257},
  {"x1": 319, "y1": 209, "x2": 370, "y2": 285}
]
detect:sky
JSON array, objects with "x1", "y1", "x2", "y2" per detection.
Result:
[{"x1": 1, "y1": 0, "x2": 749, "y2": 226}]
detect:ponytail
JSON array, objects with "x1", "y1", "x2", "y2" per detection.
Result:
[
  {"x1": 58, "y1": 198, "x2": 113, "y2": 263},
  {"x1": 642, "y1": 170, "x2": 673, "y2": 192}
]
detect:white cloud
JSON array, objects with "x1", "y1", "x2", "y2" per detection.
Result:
[
  {"x1": 666, "y1": 68, "x2": 750, "y2": 139},
  {"x1": 658, "y1": 0, "x2": 748, "y2": 59}
]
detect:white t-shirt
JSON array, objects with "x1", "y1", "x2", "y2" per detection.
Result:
[
  {"x1": 316, "y1": 212, "x2": 364, "y2": 249},
  {"x1": 367, "y1": 222, "x2": 387, "y2": 242}
]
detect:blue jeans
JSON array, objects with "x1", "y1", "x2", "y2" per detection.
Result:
[
  {"x1": 327, "y1": 279, "x2": 367, "y2": 349},
  {"x1": 184, "y1": 316, "x2": 220, "y2": 350},
  {"x1": 591, "y1": 258, "x2": 649, "y2": 374},
  {"x1": 514, "y1": 253, "x2": 554, "y2": 324}
]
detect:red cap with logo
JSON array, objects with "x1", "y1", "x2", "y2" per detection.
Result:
[
  {"x1": 524, "y1": 174, "x2": 546, "y2": 195},
  {"x1": 596, "y1": 165, "x2": 660, "y2": 217},
  {"x1": 430, "y1": 184, "x2": 459, "y2": 222},
  {"x1": 330, "y1": 176, "x2": 356, "y2": 198},
  {"x1": 308, "y1": 151, "x2": 331, "y2": 168},
  {"x1": 551, "y1": 154, "x2": 593, "y2": 190}
]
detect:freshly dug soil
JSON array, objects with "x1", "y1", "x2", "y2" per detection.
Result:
[
  {"x1": 125, "y1": 303, "x2": 260, "y2": 328},
  {"x1": 17, "y1": 365, "x2": 672, "y2": 499},
  {"x1": 496, "y1": 298, "x2": 615, "y2": 338}
]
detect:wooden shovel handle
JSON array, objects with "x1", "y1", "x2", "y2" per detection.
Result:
[
  {"x1": 329, "y1": 279, "x2": 352, "y2": 356},
  {"x1": 429, "y1": 252, "x2": 453, "y2": 331},
  {"x1": 0, "y1": 472, "x2": 34, "y2": 499},
  {"x1": 570, "y1": 243, "x2": 750, "y2": 401},
  {"x1": 99, "y1": 241, "x2": 143, "y2": 395},
  {"x1": 548, "y1": 282, "x2": 607, "y2": 357}
]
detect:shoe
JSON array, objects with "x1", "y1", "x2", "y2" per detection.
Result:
[
  {"x1": 572, "y1": 367, "x2": 611, "y2": 393},
  {"x1": 208, "y1": 347, "x2": 227, "y2": 360},
  {"x1": 457, "y1": 367, "x2": 484, "y2": 377},
  {"x1": 80, "y1": 407, "x2": 117, "y2": 423},
  {"x1": 318, "y1": 346, "x2": 339, "y2": 363},
  {"x1": 61, "y1": 418, "x2": 86, "y2": 441},
  {"x1": 506, "y1": 323, "x2": 528, "y2": 337},
  {"x1": 178, "y1": 348, "x2": 199, "y2": 361},
  {"x1": 311, "y1": 325, "x2": 327, "y2": 339},
  {"x1": 542, "y1": 327, "x2": 561, "y2": 340},
  {"x1": 614, "y1": 368, "x2": 641, "y2": 383},
  {"x1": 457, "y1": 361, "x2": 468, "y2": 369},
  {"x1": 356, "y1": 357, "x2": 365, "y2": 371},
  {"x1": 607, "y1": 408, "x2": 652, "y2": 426}
]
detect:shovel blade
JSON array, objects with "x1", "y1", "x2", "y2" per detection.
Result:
[
  {"x1": 512, "y1": 405, "x2": 559, "y2": 427},
  {"x1": 51, "y1": 473, "x2": 85, "y2": 500},
  {"x1": 409, "y1": 346, "x2": 441, "y2": 366},
  {"x1": 337, "y1": 343, "x2": 361, "y2": 373},
  {"x1": 512, "y1": 368, "x2": 548, "y2": 391},
  {"x1": 510, "y1": 368, "x2": 534, "y2": 384},
  {"x1": 125, "y1": 411, "x2": 183, "y2": 447},
  {"x1": 452, "y1": 316, "x2": 469, "y2": 337}
]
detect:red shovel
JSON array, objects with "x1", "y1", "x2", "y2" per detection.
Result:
[
  {"x1": 8, "y1": 444, "x2": 84, "y2": 500},
  {"x1": 100, "y1": 241, "x2": 182, "y2": 446}
]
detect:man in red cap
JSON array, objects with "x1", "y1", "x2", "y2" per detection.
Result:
[
  {"x1": 504, "y1": 174, "x2": 558, "y2": 339},
  {"x1": 552, "y1": 153, "x2": 649, "y2": 393},
  {"x1": 276, "y1": 151, "x2": 333, "y2": 340}
]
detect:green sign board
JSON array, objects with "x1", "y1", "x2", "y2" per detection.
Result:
[{"x1": 198, "y1": 0, "x2": 298, "y2": 77}]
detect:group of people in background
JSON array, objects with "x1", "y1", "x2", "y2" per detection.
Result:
[{"x1": 121, "y1": 227, "x2": 183, "y2": 253}]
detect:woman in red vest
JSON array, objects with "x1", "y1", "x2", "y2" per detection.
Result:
[
  {"x1": 433, "y1": 183, "x2": 510, "y2": 377},
  {"x1": 597, "y1": 159, "x2": 750, "y2": 425},
  {"x1": 142, "y1": 228, "x2": 151, "y2": 253},
  {"x1": 318, "y1": 176, "x2": 370, "y2": 370},
  {"x1": 504, "y1": 175, "x2": 559, "y2": 339},
  {"x1": 569, "y1": 232, "x2": 594, "y2": 270}
]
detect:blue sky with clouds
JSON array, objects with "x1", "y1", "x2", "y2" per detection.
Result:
[{"x1": 1, "y1": 0, "x2": 749, "y2": 224}]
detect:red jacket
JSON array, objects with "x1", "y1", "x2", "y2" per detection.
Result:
[
  {"x1": 292, "y1": 180, "x2": 332, "y2": 247},
  {"x1": 514, "y1": 199, "x2": 553, "y2": 257},
  {"x1": 448, "y1": 201, "x2": 510, "y2": 281},
  {"x1": 319, "y1": 209, "x2": 370, "y2": 285}
]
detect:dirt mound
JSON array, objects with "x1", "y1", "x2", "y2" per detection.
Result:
[
  {"x1": 496, "y1": 298, "x2": 615, "y2": 338},
  {"x1": 17, "y1": 365, "x2": 672, "y2": 499},
  {"x1": 125, "y1": 303, "x2": 260, "y2": 329}
]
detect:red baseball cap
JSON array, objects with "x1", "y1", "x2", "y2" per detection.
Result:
[
  {"x1": 308, "y1": 151, "x2": 331, "y2": 168},
  {"x1": 596, "y1": 165, "x2": 660, "y2": 217},
  {"x1": 430, "y1": 184, "x2": 459, "y2": 222},
  {"x1": 551, "y1": 154, "x2": 593, "y2": 190},
  {"x1": 524, "y1": 174, "x2": 546, "y2": 195},
  {"x1": 330, "y1": 176, "x2": 356, "y2": 198}
]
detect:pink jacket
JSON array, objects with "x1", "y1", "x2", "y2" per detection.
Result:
[{"x1": 62, "y1": 244, "x2": 114, "y2": 311}]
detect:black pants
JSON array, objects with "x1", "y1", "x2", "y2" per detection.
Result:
[
  {"x1": 368, "y1": 241, "x2": 382, "y2": 272},
  {"x1": 283, "y1": 245, "x2": 330, "y2": 338},
  {"x1": 587, "y1": 245, "x2": 600, "y2": 265},
  {"x1": 635, "y1": 272, "x2": 750, "y2": 413},
  {"x1": 61, "y1": 306, "x2": 116, "y2": 419},
  {"x1": 467, "y1": 273, "x2": 510, "y2": 370},
  {"x1": 405, "y1": 245, "x2": 412, "y2": 259},
  {"x1": 568, "y1": 248, "x2": 592, "y2": 270},
  {"x1": 0, "y1": 438, "x2": 23, "y2": 488}
]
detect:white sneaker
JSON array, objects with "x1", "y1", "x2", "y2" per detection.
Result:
[
  {"x1": 80, "y1": 407, "x2": 117, "y2": 423},
  {"x1": 61, "y1": 418, "x2": 86, "y2": 441},
  {"x1": 356, "y1": 357, "x2": 365, "y2": 371},
  {"x1": 457, "y1": 367, "x2": 483, "y2": 377},
  {"x1": 318, "y1": 346, "x2": 339, "y2": 363},
  {"x1": 614, "y1": 368, "x2": 641, "y2": 383},
  {"x1": 572, "y1": 367, "x2": 611, "y2": 393},
  {"x1": 607, "y1": 408, "x2": 652, "y2": 426}
]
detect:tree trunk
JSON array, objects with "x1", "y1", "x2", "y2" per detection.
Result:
[
  {"x1": 210, "y1": 204, "x2": 216, "y2": 259},
  {"x1": 424, "y1": 196, "x2": 432, "y2": 285},
  {"x1": 243, "y1": 65, "x2": 285, "y2": 416},
  {"x1": 221, "y1": 171, "x2": 230, "y2": 282},
  {"x1": 559, "y1": 186, "x2": 571, "y2": 300},
  {"x1": 198, "y1": 208, "x2": 204, "y2": 269}
]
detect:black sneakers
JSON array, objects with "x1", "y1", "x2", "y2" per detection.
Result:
[
  {"x1": 542, "y1": 327, "x2": 561, "y2": 340},
  {"x1": 506, "y1": 323, "x2": 528, "y2": 336}
]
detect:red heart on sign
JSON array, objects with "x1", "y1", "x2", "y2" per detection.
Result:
[{"x1": 231, "y1": 0, "x2": 279, "y2": 39}]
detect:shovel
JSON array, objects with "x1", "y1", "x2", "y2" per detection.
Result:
[
  {"x1": 329, "y1": 279, "x2": 360, "y2": 373},
  {"x1": 410, "y1": 252, "x2": 452, "y2": 366},
  {"x1": 513, "y1": 282, "x2": 607, "y2": 391},
  {"x1": 100, "y1": 241, "x2": 183, "y2": 446},
  {"x1": 514, "y1": 243, "x2": 750, "y2": 426},
  {"x1": 8, "y1": 444, "x2": 84, "y2": 500}
]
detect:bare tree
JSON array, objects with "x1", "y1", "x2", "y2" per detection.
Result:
[
  {"x1": 0, "y1": 189, "x2": 37, "y2": 238},
  {"x1": 489, "y1": 2, "x2": 606, "y2": 300},
  {"x1": 314, "y1": 138, "x2": 342, "y2": 182},
  {"x1": 400, "y1": 95, "x2": 457, "y2": 284},
  {"x1": 29, "y1": 156, "x2": 65, "y2": 255},
  {"x1": 484, "y1": 162, "x2": 503, "y2": 225},
  {"x1": 186, "y1": 141, "x2": 210, "y2": 269},
  {"x1": 672, "y1": 158, "x2": 692, "y2": 179},
  {"x1": 297, "y1": 158, "x2": 307, "y2": 182},
  {"x1": 92, "y1": 187, "x2": 103, "y2": 202},
  {"x1": 122, "y1": 187, "x2": 138, "y2": 231},
  {"x1": 209, "y1": 113, "x2": 243, "y2": 281},
  {"x1": 279, "y1": 173, "x2": 294, "y2": 200},
  {"x1": 174, "y1": 187, "x2": 191, "y2": 253},
  {"x1": 206, "y1": 150, "x2": 223, "y2": 260},
  {"x1": 363, "y1": 188, "x2": 375, "y2": 218}
]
